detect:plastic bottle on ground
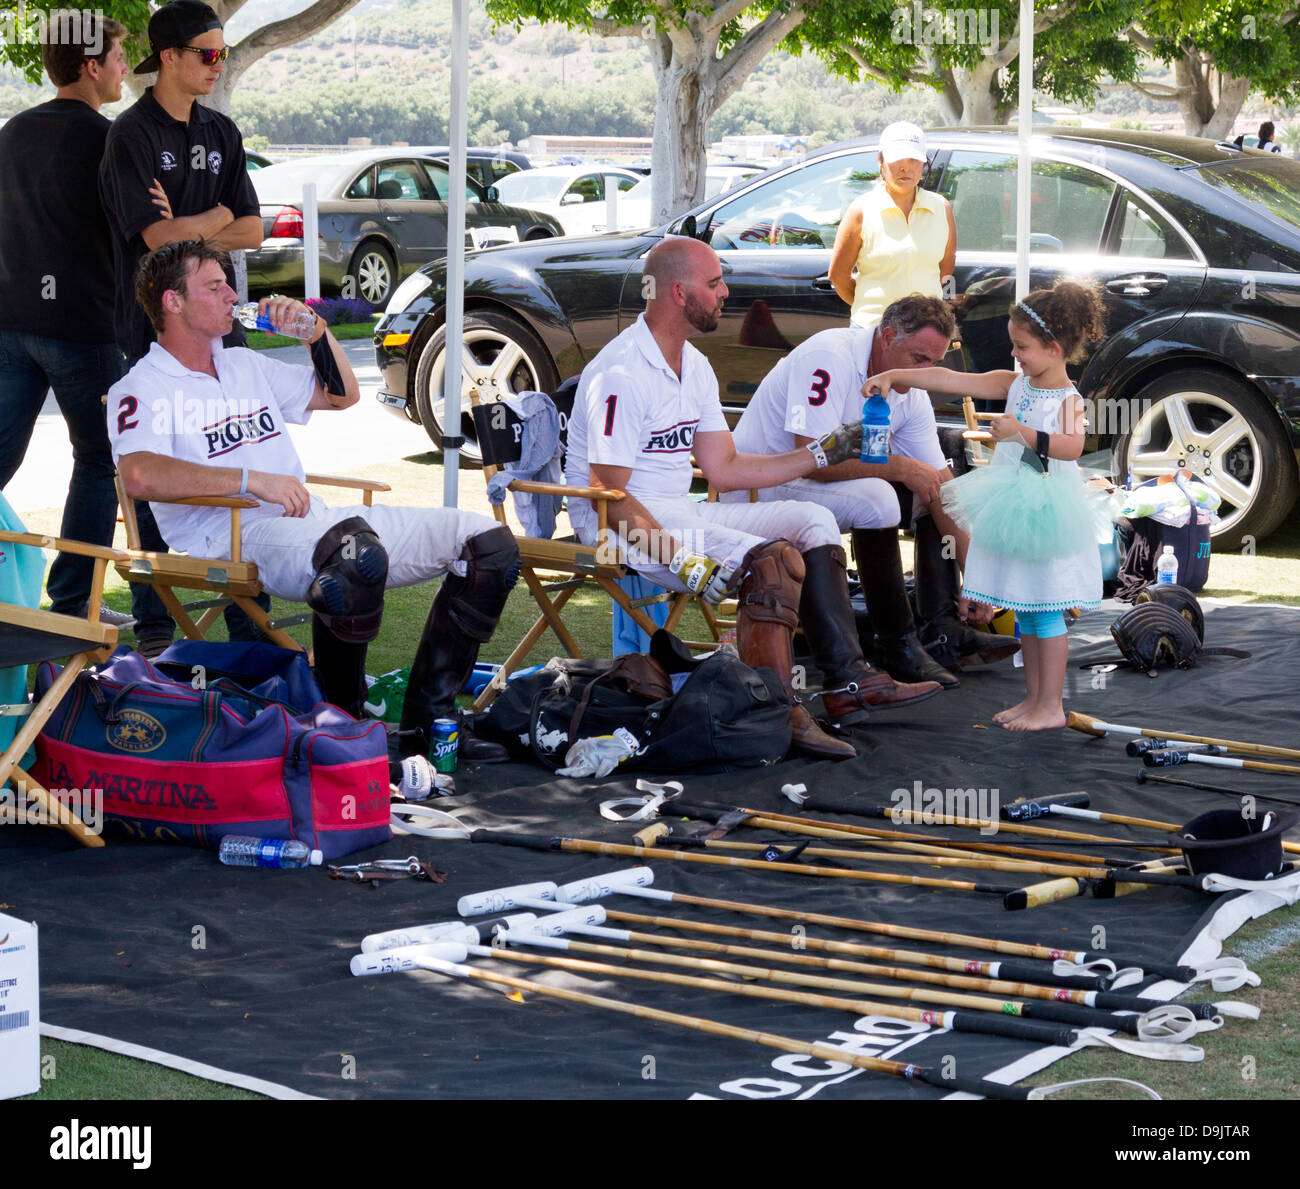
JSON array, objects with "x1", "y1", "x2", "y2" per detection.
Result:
[
  {"x1": 218, "y1": 835, "x2": 322, "y2": 868},
  {"x1": 1155, "y1": 545, "x2": 1179, "y2": 585}
]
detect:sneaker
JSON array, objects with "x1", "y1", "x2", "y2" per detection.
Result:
[
  {"x1": 99, "y1": 607, "x2": 136, "y2": 629},
  {"x1": 134, "y1": 629, "x2": 174, "y2": 660}
]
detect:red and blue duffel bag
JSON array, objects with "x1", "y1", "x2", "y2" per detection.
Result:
[{"x1": 31, "y1": 644, "x2": 391, "y2": 858}]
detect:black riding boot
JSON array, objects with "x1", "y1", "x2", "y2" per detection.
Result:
[
  {"x1": 913, "y1": 515, "x2": 1020, "y2": 668},
  {"x1": 311, "y1": 616, "x2": 369, "y2": 718},
  {"x1": 398, "y1": 525, "x2": 520, "y2": 764},
  {"x1": 799, "y1": 544, "x2": 942, "y2": 724},
  {"x1": 850, "y1": 528, "x2": 958, "y2": 688}
]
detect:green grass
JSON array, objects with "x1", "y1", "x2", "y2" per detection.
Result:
[
  {"x1": 13, "y1": 450, "x2": 1300, "y2": 1099},
  {"x1": 21, "y1": 1040, "x2": 265, "y2": 1101}
]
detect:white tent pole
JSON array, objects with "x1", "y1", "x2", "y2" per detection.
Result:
[
  {"x1": 1014, "y1": 0, "x2": 1033, "y2": 306},
  {"x1": 442, "y1": 0, "x2": 468, "y2": 508}
]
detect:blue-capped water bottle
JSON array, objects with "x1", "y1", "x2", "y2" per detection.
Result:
[
  {"x1": 861, "y1": 392, "x2": 891, "y2": 464},
  {"x1": 234, "y1": 301, "x2": 317, "y2": 341}
]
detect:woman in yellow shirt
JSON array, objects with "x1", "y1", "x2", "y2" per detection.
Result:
[{"x1": 829, "y1": 122, "x2": 957, "y2": 327}]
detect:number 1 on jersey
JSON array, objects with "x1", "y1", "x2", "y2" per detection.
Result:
[{"x1": 603, "y1": 393, "x2": 618, "y2": 436}]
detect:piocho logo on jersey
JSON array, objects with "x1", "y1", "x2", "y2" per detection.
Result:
[
  {"x1": 106, "y1": 709, "x2": 166, "y2": 754},
  {"x1": 644, "y1": 420, "x2": 697, "y2": 454},
  {"x1": 204, "y1": 405, "x2": 280, "y2": 458}
]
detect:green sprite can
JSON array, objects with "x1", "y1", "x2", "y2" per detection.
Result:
[{"x1": 430, "y1": 718, "x2": 459, "y2": 773}]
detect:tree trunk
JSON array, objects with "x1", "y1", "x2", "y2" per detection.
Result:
[
  {"x1": 1173, "y1": 51, "x2": 1249, "y2": 139},
  {"x1": 940, "y1": 60, "x2": 1010, "y2": 125},
  {"x1": 648, "y1": 36, "x2": 715, "y2": 226}
]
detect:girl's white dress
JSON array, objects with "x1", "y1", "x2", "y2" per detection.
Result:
[{"x1": 956, "y1": 376, "x2": 1102, "y2": 613}]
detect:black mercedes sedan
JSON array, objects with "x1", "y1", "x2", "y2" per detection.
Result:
[{"x1": 374, "y1": 128, "x2": 1300, "y2": 544}]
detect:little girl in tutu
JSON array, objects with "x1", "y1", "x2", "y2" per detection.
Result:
[{"x1": 862, "y1": 280, "x2": 1107, "y2": 730}]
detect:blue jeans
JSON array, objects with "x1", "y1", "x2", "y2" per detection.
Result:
[{"x1": 0, "y1": 330, "x2": 125, "y2": 615}]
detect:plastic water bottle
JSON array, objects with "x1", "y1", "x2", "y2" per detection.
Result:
[
  {"x1": 861, "y1": 393, "x2": 890, "y2": 464},
  {"x1": 233, "y1": 301, "x2": 317, "y2": 341},
  {"x1": 218, "y1": 835, "x2": 322, "y2": 868},
  {"x1": 1156, "y1": 545, "x2": 1179, "y2": 585}
]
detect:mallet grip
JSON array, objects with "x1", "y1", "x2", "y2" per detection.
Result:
[{"x1": 1004, "y1": 877, "x2": 1087, "y2": 911}]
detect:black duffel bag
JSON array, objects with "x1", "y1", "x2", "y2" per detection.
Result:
[{"x1": 476, "y1": 631, "x2": 791, "y2": 774}]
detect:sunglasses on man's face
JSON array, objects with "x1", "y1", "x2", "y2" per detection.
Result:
[{"x1": 176, "y1": 45, "x2": 229, "y2": 65}]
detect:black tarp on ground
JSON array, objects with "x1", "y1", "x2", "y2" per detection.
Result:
[{"x1": 4, "y1": 601, "x2": 1298, "y2": 1099}]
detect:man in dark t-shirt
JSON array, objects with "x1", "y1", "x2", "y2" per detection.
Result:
[
  {"x1": 99, "y1": 0, "x2": 265, "y2": 653},
  {"x1": 0, "y1": 14, "x2": 129, "y2": 618}
]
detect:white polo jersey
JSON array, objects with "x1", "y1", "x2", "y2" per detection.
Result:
[
  {"x1": 732, "y1": 322, "x2": 948, "y2": 470},
  {"x1": 108, "y1": 339, "x2": 316, "y2": 556},
  {"x1": 565, "y1": 312, "x2": 728, "y2": 537}
]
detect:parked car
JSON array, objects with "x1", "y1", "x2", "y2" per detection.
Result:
[
  {"x1": 493, "y1": 165, "x2": 643, "y2": 237},
  {"x1": 615, "y1": 164, "x2": 767, "y2": 230},
  {"x1": 374, "y1": 128, "x2": 1300, "y2": 543},
  {"x1": 245, "y1": 150, "x2": 273, "y2": 170},
  {"x1": 246, "y1": 149, "x2": 563, "y2": 307},
  {"x1": 412, "y1": 145, "x2": 533, "y2": 190}
]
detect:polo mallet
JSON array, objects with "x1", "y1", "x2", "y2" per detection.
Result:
[
  {"x1": 680, "y1": 798, "x2": 1183, "y2": 855},
  {"x1": 1001, "y1": 792, "x2": 1091, "y2": 821},
  {"x1": 468, "y1": 830, "x2": 1021, "y2": 896},
  {"x1": 1144, "y1": 749, "x2": 1300, "y2": 779},
  {"x1": 461, "y1": 867, "x2": 1253, "y2": 991},
  {"x1": 485, "y1": 906, "x2": 1251, "y2": 1030},
  {"x1": 353, "y1": 944, "x2": 1051, "y2": 1100},
  {"x1": 465, "y1": 917, "x2": 1210, "y2": 1059},
  {"x1": 1136, "y1": 770, "x2": 1299, "y2": 808},
  {"x1": 361, "y1": 913, "x2": 538, "y2": 955},
  {"x1": 1067, "y1": 711, "x2": 1300, "y2": 761},
  {"x1": 453, "y1": 874, "x2": 1126, "y2": 992},
  {"x1": 1126, "y1": 738, "x2": 1226, "y2": 758},
  {"x1": 646, "y1": 797, "x2": 1146, "y2": 866},
  {"x1": 630, "y1": 822, "x2": 1135, "y2": 882}
]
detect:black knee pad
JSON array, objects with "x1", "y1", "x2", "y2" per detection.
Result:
[
  {"x1": 438, "y1": 524, "x2": 520, "y2": 643},
  {"x1": 306, "y1": 516, "x2": 388, "y2": 643}
]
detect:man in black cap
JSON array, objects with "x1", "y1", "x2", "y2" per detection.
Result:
[{"x1": 100, "y1": 0, "x2": 266, "y2": 656}]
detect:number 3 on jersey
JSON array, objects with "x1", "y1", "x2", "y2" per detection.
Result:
[
  {"x1": 603, "y1": 393, "x2": 618, "y2": 436},
  {"x1": 808, "y1": 369, "x2": 830, "y2": 406}
]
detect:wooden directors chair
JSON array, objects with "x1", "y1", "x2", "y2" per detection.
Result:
[
  {"x1": 0, "y1": 529, "x2": 127, "y2": 847},
  {"x1": 112, "y1": 472, "x2": 391, "y2": 651},
  {"x1": 961, "y1": 395, "x2": 998, "y2": 465},
  {"x1": 467, "y1": 387, "x2": 726, "y2": 710}
]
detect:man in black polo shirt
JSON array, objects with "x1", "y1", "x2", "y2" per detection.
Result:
[
  {"x1": 0, "y1": 13, "x2": 129, "y2": 619},
  {"x1": 100, "y1": 0, "x2": 265, "y2": 654}
]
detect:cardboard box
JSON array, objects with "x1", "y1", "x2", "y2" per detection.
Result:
[{"x1": 0, "y1": 913, "x2": 39, "y2": 1099}]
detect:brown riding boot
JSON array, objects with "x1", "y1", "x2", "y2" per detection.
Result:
[
  {"x1": 799, "y1": 543, "x2": 941, "y2": 725},
  {"x1": 736, "y1": 540, "x2": 856, "y2": 761}
]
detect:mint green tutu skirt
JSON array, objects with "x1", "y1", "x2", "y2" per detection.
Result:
[{"x1": 942, "y1": 463, "x2": 1101, "y2": 561}]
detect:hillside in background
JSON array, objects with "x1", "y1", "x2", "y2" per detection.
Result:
[{"x1": 0, "y1": 0, "x2": 1225, "y2": 150}]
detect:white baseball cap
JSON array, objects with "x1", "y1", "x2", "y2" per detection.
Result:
[{"x1": 879, "y1": 122, "x2": 927, "y2": 164}]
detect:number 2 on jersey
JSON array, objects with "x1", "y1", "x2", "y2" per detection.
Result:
[{"x1": 603, "y1": 393, "x2": 618, "y2": 436}]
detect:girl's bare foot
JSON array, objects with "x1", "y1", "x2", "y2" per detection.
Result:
[
  {"x1": 993, "y1": 700, "x2": 1032, "y2": 723},
  {"x1": 1003, "y1": 708, "x2": 1067, "y2": 731}
]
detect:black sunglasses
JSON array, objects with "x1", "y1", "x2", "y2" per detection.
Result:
[{"x1": 176, "y1": 45, "x2": 229, "y2": 65}]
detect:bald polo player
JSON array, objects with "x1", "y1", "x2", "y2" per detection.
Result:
[{"x1": 564, "y1": 236, "x2": 941, "y2": 761}]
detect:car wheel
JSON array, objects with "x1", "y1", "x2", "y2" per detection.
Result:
[
  {"x1": 524, "y1": 228, "x2": 554, "y2": 241},
  {"x1": 348, "y1": 241, "x2": 396, "y2": 306},
  {"x1": 1113, "y1": 369, "x2": 1298, "y2": 546},
  {"x1": 412, "y1": 310, "x2": 559, "y2": 464}
]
